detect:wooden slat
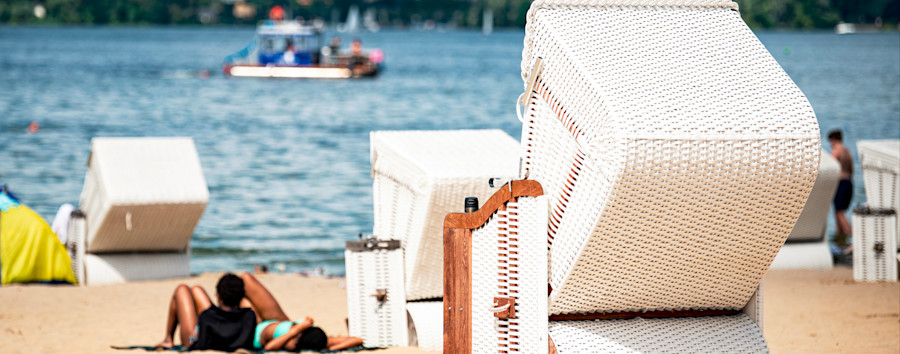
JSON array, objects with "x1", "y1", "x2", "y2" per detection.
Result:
[
  {"x1": 444, "y1": 227, "x2": 473, "y2": 353},
  {"x1": 443, "y1": 180, "x2": 544, "y2": 229}
]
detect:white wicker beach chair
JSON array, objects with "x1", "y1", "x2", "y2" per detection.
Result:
[
  {"x1": 853, "y1": 139, "x2": 900, "y2": 281},
  {"x1": 771, "y1": 149, "x2": 840, "y2": 269},
  {"x1": 852, "y1": 207, "x2": 898, "y2": 281},
  {"x1": 444, "y1": 1, "x2": 820, "y2": 352},
  {"x1": 370, "y1": 130, "x2": 521, "y2": 301},
  {"x1": 68, "y1": 137, "x2": 208, "y2": 285},
  {"x1": 354, "y1": 130, "x2": 520, "y2": 348},
  {"x1": 858, "y1": 140, "x2": 900, "y2": 233},
  {"x1": 345, "y1": 239, "x2": 408, "y2": 347}
]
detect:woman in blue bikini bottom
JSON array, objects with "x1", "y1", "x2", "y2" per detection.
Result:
[{"x1": 240, "y1": 272, "x2": 363, "y2": 351}]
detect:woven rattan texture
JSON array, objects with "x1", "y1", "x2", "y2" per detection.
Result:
[
  {"x1": 345, "y1": 247, "x2": 408, "y2": 347},
  {"x1": 405, "y1": 301, "x2": 443, "y2": 351},
  {"x1": 472, "y1": 197, "x2": 548, "y2": 353},
  {"x1": 858, "y1": 140, "x2": 900, "y2": 237},
  {"x1": 80, "y1": 137, "x2": 209, "y2": 253},
  {"x1": 67, "y1": 213, "x2": 87, "y2": 284},
  {"x1": 370, "y1": 130, "x2": 520, "y2": 300},
  {"x1": 548, "y1": 314, "x2": 768, "y2": 353},
  {"x1": 519, "y1": 2, "x2": 820, "y2": 315},
  {"x1": 788, "y1": 150, "x2": 840, "y2": 242},
  {"x1": 851, "y1": 213, "x2": 898, "y2": 282},
  {"x1": 742, "y1": 283, "x2": 763, "y2": 328}
]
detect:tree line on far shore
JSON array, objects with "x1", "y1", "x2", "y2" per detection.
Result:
[{"x1": 2, "y1": 0, "x2": 898, "y2": 30}]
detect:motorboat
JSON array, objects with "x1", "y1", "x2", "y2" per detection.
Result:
[{"x1": 223, "y1": 20, "x2": 383, "y2": 79}]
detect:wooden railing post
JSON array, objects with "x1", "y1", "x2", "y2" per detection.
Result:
[{"x1": 442, "y1": 180, "x2": 543, "y2": 353}]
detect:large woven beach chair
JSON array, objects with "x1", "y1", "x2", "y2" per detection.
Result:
[
  {"x1": 444, "y1": 1, "x2": 820, "y2": 352},
  {"x1": 68, "y1": 137, "x2": 208, "y2": 285},
  {"x1": 771, "y1": 149, "x2": 840, "y2": 269},
  {"x1": 352, "y1": 130, "x2": 520, "y2": 349}
]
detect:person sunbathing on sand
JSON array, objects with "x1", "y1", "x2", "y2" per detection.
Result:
[
  {"x1": 157, "y1": 273, "x2": 257, "y2": 351},
  {"x1": 238, "y1": 272, "x2": 364, "y2": 351}
]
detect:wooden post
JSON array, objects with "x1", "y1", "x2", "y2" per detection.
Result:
[
  {"x1": 442, "y1": 180, "x2": 543, "y2": 353},
  {"x1": 443, "y1": 226, "x2": 472, "y2": 353}
]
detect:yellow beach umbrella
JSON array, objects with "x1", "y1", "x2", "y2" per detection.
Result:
[{"x1": 1, "y1": 190, "x2": 77, "y2": 285}]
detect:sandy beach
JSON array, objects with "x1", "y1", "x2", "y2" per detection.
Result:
[{"x1": 1, "y1": 267, "x2": 897, "y2": 353}]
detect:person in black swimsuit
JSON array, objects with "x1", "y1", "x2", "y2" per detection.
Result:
[
  {"x1": 828, "y1": 129, "x2": 854, "y2": 247},
  {"x1": 156, "y1": 273, "x2": 257, "y2": 351}
]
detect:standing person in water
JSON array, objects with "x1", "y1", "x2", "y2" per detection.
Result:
[
  {"x1": 157, "y1": 273, "x2": 257, "y2": 351},
  {"x1": 239, "y1": 272, "x2": 364, "y2": 351},
  {"x1": 828, "y1": 129, "x2": 854, "y2": 247}
]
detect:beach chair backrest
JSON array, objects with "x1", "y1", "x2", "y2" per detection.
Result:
[
  {"x1": 370, "y1": 130, "x2": 520, "y2": 300},
  {"x1": 519, "y1": 0, "x2": 820, "y2": 315},
  {"x1": 788, "y1": 150, "x2": 840, "y2": 242},
  {"x1": 80, "y1": 137, "x2": 209, "y2": 253}
]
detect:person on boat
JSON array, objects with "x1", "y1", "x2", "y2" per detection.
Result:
[
  {"x1": 828, "y1": 129, "x2": 854, "y2": 248},
  {"x1": 281, "y1": 39, "x2": 297, "y2": 65},
  {"x1": 329, "y1": 36, "x2": 342, "y2": 56},
  {"x1": 156, "y1": 273, "x2": 257, "y2": 351},
  {"x1": 349, "y1": 38, "x2": 369, "y2": 72},
  {"x1": 239, "y1": 272, "x2": 364, "y2": 351}
]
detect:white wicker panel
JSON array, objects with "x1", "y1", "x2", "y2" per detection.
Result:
[
  {"x1": 858, "y1": 139, "x2": 900, "y2": 239},
  {"x1": 788, "y1": 150, "x2": 841, "y2": 242},
  {"x1": 770, "y1": 240, "x2": 834, "y2": 270},
  {"x1": 405, "y1": 301, "x2": 443, "y2": 351},
  {"x1": 66, "y1": 211, "x2": 87, "y2": 285},
  {"x1": 83, "y1": 252, "x2": 190, "y2": 286},
  {"x1": 519, "y1": 1, "x2": 820, "y2": 315},
  {"x1": 742, "y1": 283, "x2": 764, "y2": 329},
  {"x1": 370, "y1": 130, "x2": 520, "y2": 300},
  {"x1": 345, "y1": 247, "x2": 408, "y2": 347},
  {"x1": 472, "y1": 197, "x2": 549, "y2": 354},
  {"x1": 858, "y1": 140, "x2": 900, "y2": 209},
  {"x1": 549, "y1": 314, "x2": 768, "y2": 353},
  {"x1": 545, "y1": 137, "x2": 818, "y2": 314},
  {"x1": 81, "y1": 137, "x2": 209, "y2": 253},
  {"x1": 851, "y1": 212, "x2": 898, "y2": 282}
]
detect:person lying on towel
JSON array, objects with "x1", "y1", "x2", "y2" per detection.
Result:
[
  {"x1": 238, "y1": 272, "x2": 364, "y2": 351},
  {"x1": 157, "y1": 273, "x2": 257, "y2": 351}
]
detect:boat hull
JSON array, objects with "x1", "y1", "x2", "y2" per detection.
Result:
[{"x1": 223, "y1": 64, "x2": 378, "y2": 79}]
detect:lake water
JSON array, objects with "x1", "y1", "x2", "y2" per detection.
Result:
[{"x1": 1, "y1": 27, "x2": 898, "y2": 275}]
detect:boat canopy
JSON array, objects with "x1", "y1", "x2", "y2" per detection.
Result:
[
  {"x1": 256, "y1": 20, "x2": 320, "y2": 65},
  {"x1": 257, "y1": 20, "x2": 317, "y2": 36}
]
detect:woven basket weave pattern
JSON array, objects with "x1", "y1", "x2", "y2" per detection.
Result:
[
  {"x1": 549, "y1": 315, "x2": 768, "y2": 353},
  {"x1": 370, "y1": 130, "x2": 520, "y2": 300},
  {"x1": 345, "y1": 247, "x2": 408, "y2": 347},
  {"x1": 472, "y1": 197, "x2": 549, "y2": 353},
  {"x1": 519, "y1": 1, "x2": 820, "y2": 315},
  {"x1": 787, "y1": 150, "x2": 840, "y2": 241}
]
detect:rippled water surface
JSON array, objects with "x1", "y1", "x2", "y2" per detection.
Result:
[{"x1": 1, "y1": 27, "x2": 898, "y2": 274}]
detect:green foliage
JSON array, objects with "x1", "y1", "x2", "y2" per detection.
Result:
[{"x1": 0, "y1": 0, "x2": 897, "y2": 28}]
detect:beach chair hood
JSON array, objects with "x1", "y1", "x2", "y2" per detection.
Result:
[{"x1": 519, "y1": 0, "x2": 821, "y2": 315}]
